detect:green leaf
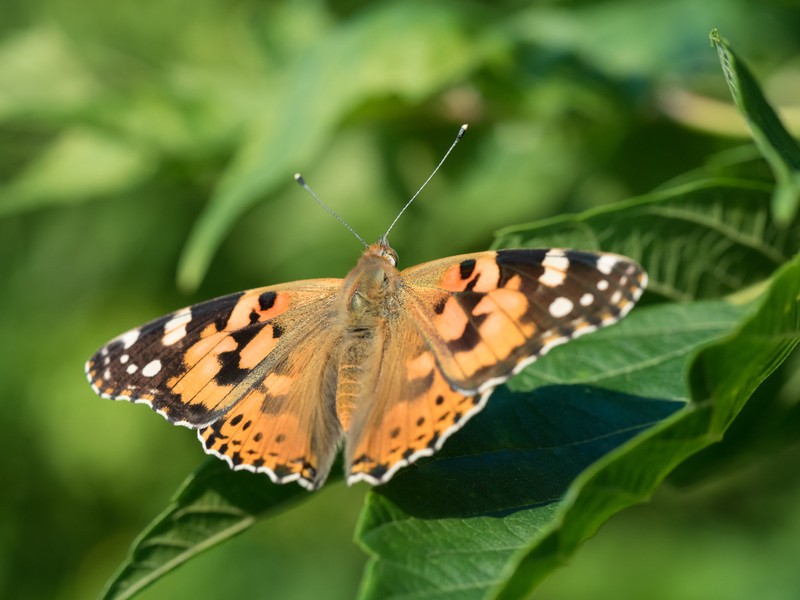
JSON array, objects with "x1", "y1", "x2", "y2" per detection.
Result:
[
  {"x1": 176, "y1": 3, "x2": 505, "y2": 291},
  {"x1": 690, "y1": 256, "x2": 800, "y2": 433},
  {"x1": 666, "y1": 346, "x2": 800, "y2": 488},
  {"x1": 512, "y1": 301, "x2": 745, "y2": 401},
  {"x1": 101, "y1": 459, "x2": 331, "y2": 600},
  {"x1": 354, "y1": 299, "x2": 737, "y2": 599},
  {"x1": 494, "y1": 178, "x2": 799, "y2": 302},
  {"x1": 355, "y1": 254, "x2": 800, "y2": 600},
  {"x1": 508, "y1": 0, "x2": 785, "y2": 80},
  {"x1": 710, "y1": 29, "x2": 800, "y2": 225},
  {"x1": 0, "y1": 27, "x2": 100, "y2": 121},
  {"x1": 0, "y1": 127, "x2": 155, "y2": 216}
]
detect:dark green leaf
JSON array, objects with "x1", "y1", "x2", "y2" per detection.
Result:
[
  {"x1": 690, "y1": 253, "x2": 800, "y2": 432},
  {"x1": 494, "y1": 178, "x2": 798, "y2": 302},
  {"x1": 355, "y1": 299, "x2": 742, "y2": 600},
  {"x1": 668, "y1": 320, "x2": 800, "y2": 488},
  {"x1": 101, "y1": 459, "x2": 330, "y2": 600},
  {"x1": 710, "y1": 29, "x2": 800, "y2": 225},
  {"x1": 356, "y1": 253, "x2": 799, "y2": 600},
  {"x1": 494, "y1": 253, "x2": 799, "y2": 599},
  {"x1": 512, "y1": 301, "x2": 745, "y2": 400}
]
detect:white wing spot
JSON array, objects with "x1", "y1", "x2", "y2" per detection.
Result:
[
  {"x1": 142, "y1": 360, "x2": 162, "y2": 377},
  {"x1": 549, "y1": 297, "x2": 574, "y2": 318},
  {"x1": 103, "y1": 368, "x2": 111, "y2": 380},
  {"x1": 119, "y1": 329, "x2": 140, "y2": 350},
  {"x1": 120, "y1": 354, "x2": 129, "y2": 364},
  {"x1": 126, "y1": 364, "x2": 138, "y2": 374},
  {"x1": 597, "y1": 255, "x2": 618, "y2": 275},
  {"x1": 579, "y1": 293, "x2": 594, "y2": 306},
  {"x1": 539, "y1": 269, "x2": 565, "y2": 287},
  {"x1": 538, "y1": 254, "x2": 570, "y2": 287},
  {"x1": 163, "y1": 310, "x2": 192, "y2": 346},
  {"x1": 597, "y1": 279, "x2": 609, "y2": 291},
  {"x1": 611, "y1": 290, "x2": 623, "y2": 304}
]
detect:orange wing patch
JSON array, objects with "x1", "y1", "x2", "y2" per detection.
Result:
[
  {"x1": 151, "y1": 290, "x2": 295, "y2": 424},
  {"x1": 199, "y1": 384, "x2": 321, "y2": 489},
  {"x1": 403, "y1": 249, "x2": 647, "y2": 392},
  {"x1": 341, "y1": 287, "x2": 509, "y2": 487},
  {"x1": 346, "y1": 350, "x2": 484, "y2": 485},
  {"x1": 199, "y1": 335, "x2": 343, "y2": 490},
  {"x1": 161, "y1": 319, "x2": 285, "y2": 423},
  {"x1": 405, "y1": 285, "x2": 537, "y2": 388},
  {"x1": 85, "y1": 281, "x2": 344, "y2": 427},
  {"x1": 439, "y1": 255, "x2": 501, "y2": 292}
]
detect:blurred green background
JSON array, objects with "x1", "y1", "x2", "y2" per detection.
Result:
[{"x1": 1, "y1": 1, "x2": 799, "y2": 598}]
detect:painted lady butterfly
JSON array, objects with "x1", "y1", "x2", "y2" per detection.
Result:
[{"x1": 86, "y1": 126, "x2": 646, "y2": 490}]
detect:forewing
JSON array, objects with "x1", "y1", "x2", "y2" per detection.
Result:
[
  {"x1": 86, "y1": 279, "x2": 344, "y2": 489},
  {"x1": 401, "y1": 249, "x2": 647, "y2": 392}
]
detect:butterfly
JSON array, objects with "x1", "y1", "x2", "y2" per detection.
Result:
[{"x1": 85, "y1": 127, "x2": 647, "y2": 491}]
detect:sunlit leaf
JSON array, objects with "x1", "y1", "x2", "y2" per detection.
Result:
[
  {"x1": 495, "y1": 178, "x2": 799, "y2": 302},
  {"x1": 710, "y1": 29, "x2": 800, "y2": 225},
  {"x1": 102, "y1": 172, "x2": 798, "y2": 599}
]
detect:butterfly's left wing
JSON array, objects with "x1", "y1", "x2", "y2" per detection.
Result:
[
  {"x1": 345, "y1": 248, "x2": 646, "y2": 485},
  {"x1": 86, "y1": 280, "x2": 346, "y2": 489}
]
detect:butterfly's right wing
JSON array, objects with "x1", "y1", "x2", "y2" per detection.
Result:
[
  {"x1": 86, "y1": 280, "x2": 345, "y2": 490},
  {"x1": 344, "y1": 303, "x2": 483, "y2": 485},
  {"x1": 344, "y1": 248, "x2": 646, "y2": 486},
  {"x1": 400, "y1": 248, "x2": 647, "y2": 393}
]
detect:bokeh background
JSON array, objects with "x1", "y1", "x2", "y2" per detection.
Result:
[{"x1": 2, "y1": 1, "x2": 799, "y2": 598}]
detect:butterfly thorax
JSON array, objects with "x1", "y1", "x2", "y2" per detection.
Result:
[
  {"x1": 340, "y1": 242, "x2": 401, "y2": 330},
  {"x1": 334, "y1": 241, "x2": 402, "y2": 429}
]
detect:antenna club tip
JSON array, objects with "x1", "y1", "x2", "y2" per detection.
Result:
[
  {"x1": 457, "y1": 124, "x2": 468, "y2": 139},
  {"x1": 293, "y1": 173, "x2": 305, "y2": 185}
]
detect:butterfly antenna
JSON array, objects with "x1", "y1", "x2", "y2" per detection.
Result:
[
  {"x1": 382, "y1": 123, "x2": 468, "y2": 241},
  {"x1": 294, "y1": 173, "x2": 369, "y2": 247}
]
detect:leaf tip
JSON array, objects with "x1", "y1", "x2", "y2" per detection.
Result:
[{"x1": 176, "y1": 250, "x2": 204, "y2": 294}]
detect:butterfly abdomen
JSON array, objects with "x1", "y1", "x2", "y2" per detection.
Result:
[{"x1": 335, "y1": 335, "x2": 376, "y2": 431}]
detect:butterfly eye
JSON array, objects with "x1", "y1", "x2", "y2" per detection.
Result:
[{"x1": 385, "y1": 248, "x2": 398, "y2": 267}]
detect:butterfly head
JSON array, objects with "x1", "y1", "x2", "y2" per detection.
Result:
[
  {"x1": 340, "y1": 240, "x2": 401, "y2": 319},
  {"x1": 369, "y1": 238, "x2": 398, "y2": 267}
]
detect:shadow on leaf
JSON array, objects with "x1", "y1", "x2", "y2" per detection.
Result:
[{"x1": 374, "y1": 385, "x2": 682, "y2": 519}]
